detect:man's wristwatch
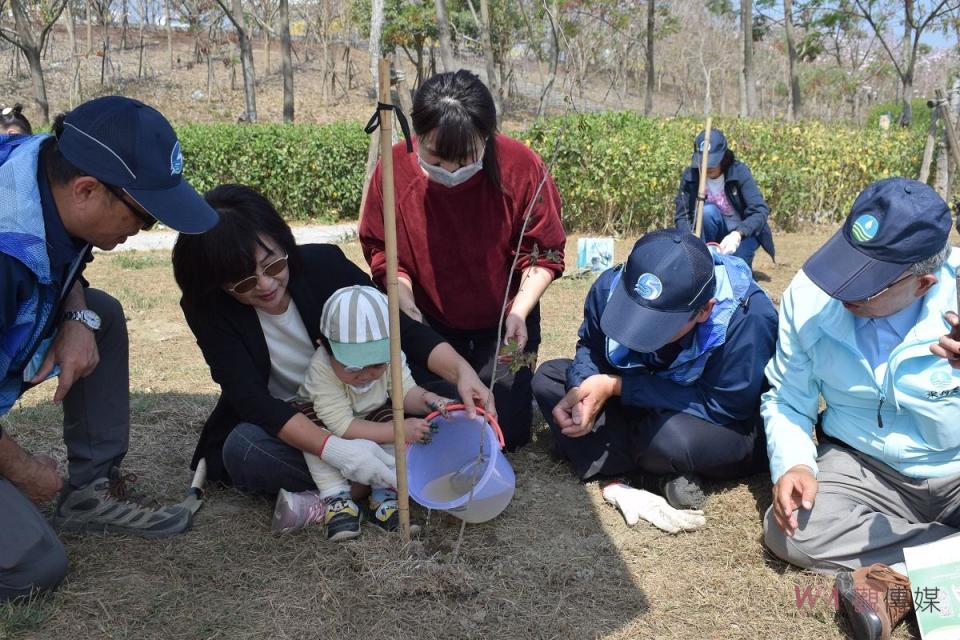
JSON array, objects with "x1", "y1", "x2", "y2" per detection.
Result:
[{"x1": 62, "y1": 309, "x2": 101, "y2": 332}]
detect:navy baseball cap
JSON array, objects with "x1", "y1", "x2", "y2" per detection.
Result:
[
  {"x1": 600, "y1": 230, "x2": 717, "y2": 353},
  {"x1": 803, "y1": 177, "x2": 951, "y2": 302},
  {"x1": 57, "y1": 96, "x2": 218, "y2": 234},
  {"x1": 691, "y1": 129, "x2": 727, "y2": 169}
]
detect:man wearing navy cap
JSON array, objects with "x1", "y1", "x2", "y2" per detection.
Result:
[
  {"x1": 762, "y1": 177, "x2": 959, "y2": 640},
  {"x1": 532, "y1": 229, "x2": 777, "y2": 523},
  {"x1": 0, "y1": 96, "x2": 218, "y2": 601}
]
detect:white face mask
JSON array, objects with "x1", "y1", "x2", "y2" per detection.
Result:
[
  {"x1": 347, "y1": 380, "x2": 377, "y2": 394},
  {"x1": 417, "y1": 148, "x2": 485, "y2": 188}
]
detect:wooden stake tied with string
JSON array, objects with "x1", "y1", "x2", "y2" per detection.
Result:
[
  {"x1": 693, "y1": 117, "x2": 713, "y2": 238},
  {"x1": 376, "y1": 57, "x2": 411, "y2": 542}
]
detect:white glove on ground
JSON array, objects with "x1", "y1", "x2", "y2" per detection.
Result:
[
  {"x1": 718, "y1": 231, "x2": 742, "y2": 255},
  {"x1": 321, "y1": 436, "x2": 397, "y2": 488},
  {"x1": 602, "y1": 482, "x2": 706, "y2": 534}
]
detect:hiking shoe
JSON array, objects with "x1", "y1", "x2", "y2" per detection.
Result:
[
  {"x1": 272, "y1": 489, "x2": 324, "y2": 534},
  {"x1": 367, "y1": 497, "x2": 400, "y2": 532},
  {"x1": 53, "y1": 469, "x2": 192, "y2": 539},
  {"x1": 661, "y1": 474, "x2": 706, "y2": 510},
  {"x1": 324, "y1": 495, "x2": 361, "y2": 542},
  {"x1": 836, "y1": 564, "x2": 913, "y2": 640}
]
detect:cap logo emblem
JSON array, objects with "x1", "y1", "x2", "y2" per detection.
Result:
[
  {"x1": 851, "y1": 214, "x2": 879, "y2": 242},
  {"x1": 170, "y1": 141, "x2": 183, "y2": 176},
  {"x1": 698, "y1": 140, "x2": 709, "y2": 152},
  {"x1": 634, "y1": 273, "x2": 663, "y2": 300}
]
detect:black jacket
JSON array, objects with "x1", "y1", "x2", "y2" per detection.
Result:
[
  {"x1": 180, "y1": 243, "x2": 443, "y2": 483},
  {"x1": 674, "y1": 160, "x2": 776, "y2": 261}
]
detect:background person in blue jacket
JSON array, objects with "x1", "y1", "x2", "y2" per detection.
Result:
[
  {"x1": 762, "y1": 178, "x2": 959, "y2": 640},
  {"x1": 532, "y1": 229, "x2": 778, "y2": 511},
  {"x1": 0, "y1": 96, "x2": 219, "y2": 602},
  {"x1": 674, "y1": 129, "x2": 775, "y2": 269}
]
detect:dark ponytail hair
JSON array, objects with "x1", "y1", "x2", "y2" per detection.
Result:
[
  {"x1": 0, "y1": 103, "x2": 32, "y2": 135},
  {"x1": 411, "y1": 69, "x2": 501, "y2": 190},
  {"x1": 719, "y1": 149, "x2": 736, "y2": 175}
]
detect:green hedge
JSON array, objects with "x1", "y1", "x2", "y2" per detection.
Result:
[
  {"x1": 525, "y1": 113, "x2": 923, "y2": 232},
  {"x1": 177, "y1": 121, "x2": 369, "y2": 222},
  {"x1": 174, "y1": 114, "x2": 924, "y2": 230}
]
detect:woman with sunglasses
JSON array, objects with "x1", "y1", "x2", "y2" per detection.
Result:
[
  {"x1": 171, "y1": 184, "x2": 494, "y2": 496},
  {"x1": 359, "y1": 70, "x2": 566, "y2": 451}
]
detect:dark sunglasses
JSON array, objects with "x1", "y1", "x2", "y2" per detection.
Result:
[
  {"x1": 228, "y1": 254, "x2": 289, "y2": 294},
  {"x1": 105, "y1": 185, "x2": 158, "y2": 231}
]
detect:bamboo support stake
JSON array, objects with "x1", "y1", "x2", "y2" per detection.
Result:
[
  {"x1": 919, "y1": 105, "x2": 939, "y2": 184},
  {"x1": 693, "y1": 117, "x2": 712, "y2": 238},
  {"x1": 936, "y1": 89, "x2": 960, "y2": 173},
  {"x1": 377, "y1": 57, "x2": 410, "y2": 542}
]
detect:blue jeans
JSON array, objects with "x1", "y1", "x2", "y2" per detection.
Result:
[
  {"x1": 221, "y1": 422, "x2": 316, "y2": 495},
  {"x1": 701, "y1": 204, "x2": 759, "y2": 269}
]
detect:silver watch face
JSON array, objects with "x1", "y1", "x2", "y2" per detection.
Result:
[
  {"x1": 67, "y1": 309, "x2": 101, "y2": 331},
  {"x1": 80, "y1": 310, "x2": 102, "y2": 331}
]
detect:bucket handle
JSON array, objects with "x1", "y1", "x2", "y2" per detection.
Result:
[{"x1": 424, "y1": 403, "x2": 506, "y2": 450}]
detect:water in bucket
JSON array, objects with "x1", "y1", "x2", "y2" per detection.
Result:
[{"x1": 407, "y1": 407, "x2": 515, "y2": 523}]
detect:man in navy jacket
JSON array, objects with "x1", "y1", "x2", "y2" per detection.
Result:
[{"x1": 533, "y1": 229, "x2": 777, "y2": 508}]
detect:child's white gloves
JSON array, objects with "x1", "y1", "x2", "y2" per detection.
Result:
[
  {"x1": 602, "y1": 482, "x2": 706, "y2": 534},
  {"x1": 718, "y1": 231, "x2": 742, "y2": 255},
  {"x1": 322, "y1": 436, "x2": 396, "y2": 488}
]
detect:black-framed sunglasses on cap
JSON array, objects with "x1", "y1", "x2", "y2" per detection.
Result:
[
  {"x1": 228, "y1": 254, "x2": 289, "y2": 295},
  {"x1": 105, "y1": 184, "x2": 158, "y2": 231}
]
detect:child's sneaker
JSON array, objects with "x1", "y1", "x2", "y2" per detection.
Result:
[
  {"x1": 324, "y1": 494, "x2": 362, "y2": 541},
  {"x1": 272, "y1": 489, "x2": 324, "y2": 534},
  {"x1": 367, "y1": 492, "x2": 400, "y2": 532}
]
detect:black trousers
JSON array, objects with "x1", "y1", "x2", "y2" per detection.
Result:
[
  {"x1": 531, "y1": 358, "x2": 768, "y2": 481},
  {"x1": 409, "y1": 307, "x2": 541, "y2": 451}
]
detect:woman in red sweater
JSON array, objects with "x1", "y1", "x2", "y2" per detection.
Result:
[{"x1": 359, "y1": 70, "x2": 566, "y2": 450}]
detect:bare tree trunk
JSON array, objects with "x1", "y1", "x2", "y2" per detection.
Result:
[
  {"x1": 165, "y1": 0, "x2": 173, "y2": 68},
  {"x1": 219, "y1": 0, "x2": 258, "y2": 121},
  {"x1": 279, "y1": 0, "x2": 293, "y2": 121},
  {"x1": 7, "y1": 0, "x2": 63, "y2": 124},
  {"x1": 644, "y1": 0, "x2": 654, "y2": 115},
  {"x1": 65, "y1": 0, "x2": 77, "y2": 54},
  {"x1": 783, "y1": 0, "x2": 801, "y2": 120},
  {"x1": 121, "y1": 0, "x2": 129, "y2": 49},
  {"x1": 85, "y1": 0, "x2": 92, "y2": 54},
  {"x1": 263, "y1": 30, "x2": 270, "y2": 76},
  {"x1": 741, "y1": 0, "x2": 756, "y2": 116},
  {"x1": 535, "y1": 0, "x2": 558, "y2": 119},
  {"x1": 898, "y1": 0, "x2": 915, "y2": 126},
  {"x1": 434, "y1": 0, "x2": 454, "y2": 73},
  {"x1": 476, "y1": 0, "x2": 501, "y2": 117}
]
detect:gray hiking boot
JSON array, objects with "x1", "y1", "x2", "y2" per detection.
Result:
[{"x1": 53, "y1": 469, "x2": 192, "y2": 539}]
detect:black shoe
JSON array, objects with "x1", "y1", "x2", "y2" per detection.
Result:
[{"x1": 324, "y1": 495, "x2": 361, "y2": 542}]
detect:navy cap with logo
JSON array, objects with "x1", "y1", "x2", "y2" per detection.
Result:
[
  {"x1": 803, "y1": 177, "x2": 951, "y2": 302},
  {"x1": 600, "y1": 229, "x2": 717, "y2": 353},
  {"x1": 691, "y1": 129, "x2": 727, "y2": 169},
  {"x1": 57, "y1": 96, "x2": 218, "y2": 234}
]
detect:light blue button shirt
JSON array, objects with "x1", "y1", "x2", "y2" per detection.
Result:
[{"x1": 855, "y1": 296, "x2": 924, "y2": 384}]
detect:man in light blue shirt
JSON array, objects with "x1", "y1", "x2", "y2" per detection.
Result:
[{"x1": 762, "y1": 178, "x2": 959, "y2": 640}]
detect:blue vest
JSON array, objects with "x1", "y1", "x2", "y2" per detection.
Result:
[
  {"x1": 605, "y1": 252, "x2": 755, "y2": 385},
  {"x1": 0, "y1": 133, "x2": 59, "y2": 416}
]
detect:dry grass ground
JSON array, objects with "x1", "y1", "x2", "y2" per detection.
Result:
[{"x1": 0, "y1": 229, "x2": 929, "y2": 640}]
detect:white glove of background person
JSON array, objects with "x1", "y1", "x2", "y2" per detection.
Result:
[
  {"x1": 321, "y1": 436, "x2": 397, "y2": 488},
  {"x1": 718, "y1": 231, "x2": 742, "y2": 255},
  {"x1": 602, "y1": 482, "x2": 706, "y2": 534}
]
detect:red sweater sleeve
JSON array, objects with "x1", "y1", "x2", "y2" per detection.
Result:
[{"x1": 509, "y1": 157, "x2": 565, "y2": 278}]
